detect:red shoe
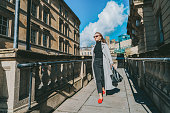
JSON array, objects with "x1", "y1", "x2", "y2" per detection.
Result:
[
  {"x1": 102, "y1": 90, "x2": 105, "y2": 94},
  {"x1": 98, "y1": 98, "x2": 103, "y2": 104}
]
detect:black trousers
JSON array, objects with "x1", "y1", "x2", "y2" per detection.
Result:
[{"x1": 93, "y1": 58, "x2": 105, "y2": 94}]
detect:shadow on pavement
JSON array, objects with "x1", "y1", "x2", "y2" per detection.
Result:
[
  {"x1": 106, "y1": 88, "x2": 120, "y2": 96},
  {"x1": 124, "y1": 68, "x2": 161, "y2": 113}
]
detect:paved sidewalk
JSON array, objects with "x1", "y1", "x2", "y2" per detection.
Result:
[{"x1": 53, "y1": 68, "x2": 160, "y2": 113}]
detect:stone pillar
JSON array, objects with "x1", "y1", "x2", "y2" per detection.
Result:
[
  {"x1": 154, "y1": 62, "x2": 160, "y2": 86},
  {"x1": 0, "y1": 61, "x2": 16, "y2": 112}
]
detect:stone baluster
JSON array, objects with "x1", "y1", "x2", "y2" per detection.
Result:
[
  {"x1": 133, "y1": 60, "x2": 137, "y2": 77},
  {"x1": 68, "y1": 63, "x2": 72, "y2": 79},
  {"x1": 129, "y1": 60, "x2": 132, "y2": 76},
  {"x1": 148, "y1": 61, "x2": 153, "y2": 81},
  {"x1": 128, "y1": 59, "x2": 131, "y2": 72},
  {"x1": 130, "y1": 60, "x2": 133, "y2": 75},
  {"x1": 162, "y1": 62, "x2": 170, "y2": 96},
  {"x1": 154, "y1": 62, "x2": 160, "y2": 86},
  {"x1": 158, "y1": 62, "x2": 165, "y2": 89},
  {"x1": 135, "y1": 61, "x2": 138, "y2": 73},
  {"x1": 150, "y1": 62, "x2": 156, "y2": 83},
  {"x1": 145, "y1": 61, "x2": 149, "y2": 79}
]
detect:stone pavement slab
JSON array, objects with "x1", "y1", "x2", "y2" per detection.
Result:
[{"x1": 53, "y1": 68, "x2": 160, "y2": 113}]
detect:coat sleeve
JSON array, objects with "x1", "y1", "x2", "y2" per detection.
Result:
[{"x1": 105, "y1": 44, "x2": 113, "y2": 64}]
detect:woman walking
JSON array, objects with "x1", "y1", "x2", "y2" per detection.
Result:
[{"x1": 91, "y1": 32, "x2": 115, "y2": 104}]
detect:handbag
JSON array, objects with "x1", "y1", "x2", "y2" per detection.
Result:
[{"x1": 110, "y1": 66, "x2": 123, "y2": 87}]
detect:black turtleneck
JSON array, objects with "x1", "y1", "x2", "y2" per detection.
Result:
[{"x1": 94, "y1": 41, "x2": 103, "y2": 58}]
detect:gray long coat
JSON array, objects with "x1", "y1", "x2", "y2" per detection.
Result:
[{"x1": 91, "y1": 42, "x2": 115, "y2": 91}]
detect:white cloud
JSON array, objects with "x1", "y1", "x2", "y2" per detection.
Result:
[{"x1": 80, "y1": 1, "x2": 128, "y2": 47}]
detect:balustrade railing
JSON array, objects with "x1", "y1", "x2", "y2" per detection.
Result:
[
  {"x1": 17, "y1": 59, "x2": 92, "y2": 110},
  {"x1": 126, "y1": 58, "x2": 170, "y2": 97}
]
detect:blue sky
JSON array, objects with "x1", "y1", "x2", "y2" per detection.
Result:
[{"x1": 64, "y1": 0, "x2": 129, "y2": 47}]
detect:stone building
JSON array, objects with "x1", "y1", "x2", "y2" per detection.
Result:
[
  {"x1": 127, "y1": 0, "x2": 170, "y2": 112},
  {"x1": 109, "y1": 35, "x2": 132, "y2": 56},
  {"x1": 80, "y1": 47, "x2": 92, "y2": 56},
  {"x1": 127, "y1": 0, "x2": 170, "y2": 57},
  {"x1": 127, "y1": 0, "x2": 144, "y2": 54},
  {"x1": 0, "y1": 0, "x2": 80, "y2": 55}
]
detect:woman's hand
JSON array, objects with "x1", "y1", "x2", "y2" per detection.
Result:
[{"x1": 110, "y1": 63, "x2": 116, "y2": 69}]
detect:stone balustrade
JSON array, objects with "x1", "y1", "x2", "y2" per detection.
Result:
[
  {"x1": 0, "y1": 49, "x2": 92, "y2": 113},
  {"x1": 126, "y1": 58, "x2": 170, "y2": 113}
]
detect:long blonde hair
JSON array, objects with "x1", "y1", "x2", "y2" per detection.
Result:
[{"x1": 95, "y1": 32, "x2": 106, "y2": 43}]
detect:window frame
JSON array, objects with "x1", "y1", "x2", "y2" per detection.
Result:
[
  {"x1": 43, "y1": 11, "x2": 48, "y2": 24},
  {"x1": 43, "y1": 33, "x2": 48, "y2": 47},
  {"x1": 0, "y1": 15, "x2": 8, "y2": 36},
  {"x1": 158, "y1": 13, "x2": 164, "y2": 44},
  {"x1": 31, "y1": 2, "x2": 38, "y2": 18},
  {"x1": 31, "y1": 29, "x2": 38, "y2": 44}
]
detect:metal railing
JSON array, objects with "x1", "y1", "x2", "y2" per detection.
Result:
[{"x1": 17, "y1": 59, "x2": 92, "y2": 110}]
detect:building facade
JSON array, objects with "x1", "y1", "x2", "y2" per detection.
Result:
[
  {"x1": 80, "y1": 47, "x2": 92, "y2": 56},
  {"x1": 109, "y1": 35, "x2": 132, "y2": 56},
  {"x1": 127, "y1": 0, "x2": 170, "y2": 57},
  {"x1": 127, "y1": 0, "x2": 144, "y2": 54},
  {"x1": 0, "y1": 0, "x2": 80, "y2": 55}
]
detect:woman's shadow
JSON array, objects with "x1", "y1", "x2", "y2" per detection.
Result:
[{"x1": 106, "y1": 88, "x2": 120, "y2": 95}]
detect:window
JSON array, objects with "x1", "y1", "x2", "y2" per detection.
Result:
[
  {"x1": 59, "y1": 38, "x2": 65, "y2": 52},
  {"x1": 65, "y1": 10, "x2": 68, "y2": 19},
  {"x1": 65, "y1": 23, "x2": 68, "y2": 36},
  {"x1": 65, "y1": 40, "x2": 69, "y2": 53},
  {"x1": 59, "y1": 19, "x2": 63, "y2": 32},
  {"x1": 44, "y1": 0, "x2": 48, "y2": 3},
  {"x1": 59, "y1": 4, "x2": 62, "y2": 14},
  {"x1": 49, "y1": 37, "x2": 51, "y2": 48},
  {"x1": 136, "y1": 20, "x2": 140, "y2": 27},
  {"x1": 0, "y1": 15, "x2": 8, "y2": 36},
  {"x1": 43, "y1": 34, "x2": 47, "y2": 47},
  {"x1": 43, "y1": 11, "x2": 48, "y2": 24},
  {"x1": 31, "y1": 29, "x2": 37, "y2": 44},
  {"x1": 74, "y1": 45, "x2": 76, "y2": 55},
  {"x1": 38, "y1": 32, "x2": 42, "y2": 45},
  {"x1": 59, "y1": 38, "x2": 62, "y2": 51},
  {"x1": 158, "y1": 14, "x2": 164, "y2": 44},
  {"x1": 74, "y1": 30, "x2": 76, "y2": 40},
  {"x1": 65, "y1": 42, "x2": 67, "y2": 53},
  {"x1": 73, "y1": 19, "x2": 76, "y2": 26},
  {"x1": 31, "y1": 2, "x2": 37, "y2": 17}
]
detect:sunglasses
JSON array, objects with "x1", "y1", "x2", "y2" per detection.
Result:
[{"x1": 93, "y1": 35, "x2": 100, "y2": 38}]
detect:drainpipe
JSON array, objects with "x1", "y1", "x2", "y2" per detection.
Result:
[
  {"x1": 26, "y1": 0, "x2": 32, "y2": 50},
  {"x1": 13, "y1": 0, "x2": 20, "y2": 48}
]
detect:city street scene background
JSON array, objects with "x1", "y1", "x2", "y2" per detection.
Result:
[{"x1": 0, "y1": 0, "x2": 170, "y2": 113}]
